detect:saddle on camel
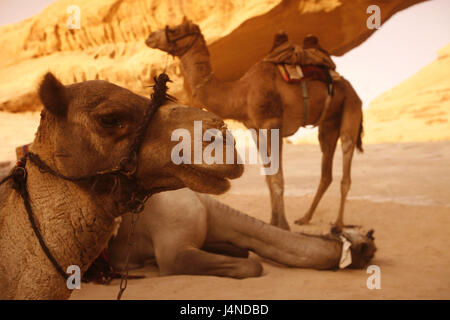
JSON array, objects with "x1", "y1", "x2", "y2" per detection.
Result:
[{"x1": 264, "y1": 32, "x2": 340, "y2": 126}]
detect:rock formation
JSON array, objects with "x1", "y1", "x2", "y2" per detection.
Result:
[
  {"x1": 0, "y1": 0, "x2": 425, "y2": 112},
  {"x1": 363, "y1": 43, "x2": 450, "y2": 143}
]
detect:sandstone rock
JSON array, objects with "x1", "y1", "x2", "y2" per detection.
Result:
[
  {"x1": 363, "y1": 43, "x2": 450, "y2": 143},
  {"x1": 0, "y1": 0, "x2": 425, "y2": 112},
  {"x1": 209, "y1": 0, "x2": 426, "y2": 80}
]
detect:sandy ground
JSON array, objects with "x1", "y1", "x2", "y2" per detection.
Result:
[{"x1": 65, "y1": 141, "x2": 450, "y2": 300}]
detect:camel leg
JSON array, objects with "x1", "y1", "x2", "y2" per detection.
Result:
[
  {"x1": 266, "y1": 165, "x2": 288, "y2": 230},
  {"x1": 254, "y1": 123, "x2": 288, "y2": 230},
  {"x1": 159, "y1": 246, "x2": 262, "y2": 279},
  {"x1": 202, "y1": 242, "x2": 249, "y2": 258},
  {"x1": 295, "y1": 120, "x2": 340, "y2": 225},
  {"x1": 334, "y1": 99, "x2": 362, "y2": 230},
  {"x1": 334, "y1": 133, "x2": 356, "y2": 230}
]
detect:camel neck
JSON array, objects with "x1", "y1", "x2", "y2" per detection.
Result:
[
  {"x1": 24, "y1": 159, "x2": 118, "y2": 275},
  {"x1": 179, "y1": 37, "x2": 247, "y2": 121}
]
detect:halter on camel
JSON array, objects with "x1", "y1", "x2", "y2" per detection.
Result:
[
  {"x1": 0, "y1": 73, "x2": 174, "y2": 299},
  {"x1": 165, "y1": 25, "x2": 200, "y2": 57},
  {"x1": 164, "y1": 24, "x2": 215, "y2": 98}
]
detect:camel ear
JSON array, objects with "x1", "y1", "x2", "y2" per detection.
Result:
[
  {"x1": 366, "y1": 229, "x2": 375, "y2": 240},
  {"x1": 182, "y1": 15, "x2": 189, "y2": 23},
  {"x1": 39, "y1": 72, "x2": 68, "y2": 117}
]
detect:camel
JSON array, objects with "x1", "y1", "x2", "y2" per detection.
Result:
[
  {"x1": 105, "y1": 188, "x2": 376, "y2": 280},
  {"x1": 146, "y1": 20, "x2": 364, "y2": 231},
  {"x1": 0, "y1": 72, "x2": 244, "y2": 299}
]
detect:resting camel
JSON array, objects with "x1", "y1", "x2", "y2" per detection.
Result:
[
  {"x1": 105, "y1": 188, "x2": 376, "y2": 279},
  {"x1": 0, "y1": 72, "x2": 243, "y2": 299},
  {"x1": 146, "y1": 20, "x2": 364, "y2": 230}
]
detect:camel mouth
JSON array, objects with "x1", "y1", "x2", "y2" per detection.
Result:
[
  {"x1": 174, "y1": 164, "x2": 242, "y2": 194},
  {"x1": 182, "y1": 161, "x2": 244, "y2": 180},
  {"x1": 145, "y1": 36, "x2": 156, "y2": 48},
  {"x1": 145, "y1": 33, "x2": 162, "y2": 49}
]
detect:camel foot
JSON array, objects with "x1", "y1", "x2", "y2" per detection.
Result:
[
  {"x1": 331, "y1": 221, "x2": 344, "y2": 234},
  {"x1": 331, "y1": 225, "x2": 342, "y2": 235},
  {"x1": 294, "y1": 215, "x2": 311, "y2": 226}
]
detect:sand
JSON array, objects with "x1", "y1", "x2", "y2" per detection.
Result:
[{"x1": 66, "y1": 141, "x2": 450, "y2": 300}]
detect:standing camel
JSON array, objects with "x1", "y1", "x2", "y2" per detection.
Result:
[
  {"x1": 146, "y1": 20, "x2": 363, "y2": 230},
  {"x1": 0, "y1": 72, "x2": 243, "y2": 299}
]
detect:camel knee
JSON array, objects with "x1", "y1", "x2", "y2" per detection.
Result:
[
  {"x1": 340, "y1": 133, "x2": 355, "y2": 154},
  {"x1": 321, "y1": 176, "x2": 332, "y2": 188},
  {"x1": 266, "y1": 176, "x2": 284, "y2": 197},
  {"x1": 341, "y1": 178, "x2": 351, "y2": 195},
  {"x1": 236, "y1": 259, "x2": 263, "y2": 278},
  {"x1": 271, "y1": 182, "x2": 284, "y2": 197}
]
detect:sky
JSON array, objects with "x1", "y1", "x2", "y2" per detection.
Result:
[
  {"x1": 333, "y1": 0, "x2": 450, "y2": 109},
  {"x1": 0, "y1": 0, "x2": 54, "y2": 26},
  {"x1": 0, "y1": 0, "x2": 449, "y2": 111}
]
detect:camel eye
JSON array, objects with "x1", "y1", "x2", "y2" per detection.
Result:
[{"x1": 98, "y1": 114, "x2": 122, "y2": 128}]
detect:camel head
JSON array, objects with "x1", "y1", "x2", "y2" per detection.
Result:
[
  {"x1": 33, "y1": 72, "x2": 243, "y2": 200},
  {"x1": 145, "y1": 17, "x2": 203, "y2": 56},
  {"x1": 341, "y1": 228, "x2": 377, "y2": 269}
]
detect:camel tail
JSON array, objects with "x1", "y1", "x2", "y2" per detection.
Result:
[
  {"x1": 196, "y1": 193, "x2": 341, "y2": 269},
  {"x1": 357, "y1": 116, "x2": 364, "y2": 153}
]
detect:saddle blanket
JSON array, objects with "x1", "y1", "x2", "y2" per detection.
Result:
[
  {"x1": 277, "y1": 64, "x2": 338, "y2": 84},
  {"x1": 264, "y1": 41, "x2": 336, "y2": 70}
]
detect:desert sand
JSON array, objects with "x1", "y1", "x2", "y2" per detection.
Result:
[{"x1": 63, "y1": 141, "x2": 450, "y2": 300}]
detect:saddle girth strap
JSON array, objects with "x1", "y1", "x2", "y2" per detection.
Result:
[
  {"x1": 301, "y1": 81, "x2": 308, "y2": 127},
  {"x1": 300, "y1": 81, "x2": 333, "y2": 128}
]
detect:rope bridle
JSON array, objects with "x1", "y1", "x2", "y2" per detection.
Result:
[
  {"x1": 0, "y1": 73, "x2": 174, "y2": 299},
  {"x1": 164, "y1": 25, "x2": 200, "y2": 57}
]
